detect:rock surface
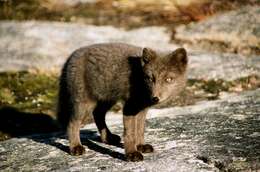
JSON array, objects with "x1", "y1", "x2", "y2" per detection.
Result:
[
  {"x1": 175, "y1": 6, "x2": 260, "y2": 55},
  {"x1": 188, "y1": 52, "x2": 260, "y2": 81},
  {"x1": 1, "y1": 21, "x2": 260, "y2": 81},
  {"x1": 0, "y1": 21, "x2": 176, "y2": 72},
  {"x1": 0, "y1": 89, "x2": 259, "y2": 171}
]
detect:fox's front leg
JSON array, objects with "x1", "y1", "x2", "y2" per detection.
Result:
[
  {"x1": 136, "y1": 109, "x2": 154, "y2": 153},
  {"x1": 123, "y1": 115, "x2": 144, "y2": 161}
]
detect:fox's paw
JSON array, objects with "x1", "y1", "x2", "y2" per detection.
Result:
[
  {"x1": 126, "y1": 151, "x2": 144, "y2": 162},
  {"x1": 105, "y1": 133, "x2": 121, "y2": 145},
  {"x1": 137, "y1": 144, "x2": 154, "y2": 153},
  {"x1": 70, "y1": 145, "x2": 85, "y2": 156}
]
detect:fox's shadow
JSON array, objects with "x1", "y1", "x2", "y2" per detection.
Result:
[{"x1": 0, "y1": 106, "x2": 125, "y2": 160}]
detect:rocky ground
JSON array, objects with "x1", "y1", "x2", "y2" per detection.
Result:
[
  {"x1": 0, "y1": 89, "x2": 259, "y2": 171},
  {"x1": 0, "y1": 2, "x2": 260, "y2": 172},
  {"x1": 1, "y1": 21, "x2": 259, "y2": 78}
]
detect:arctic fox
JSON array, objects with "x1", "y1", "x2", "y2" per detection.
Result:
[{"x1": 57, "y1": 43, "x2": 188, "y2": 161}]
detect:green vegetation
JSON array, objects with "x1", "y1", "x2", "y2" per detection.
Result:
[
  {"x1": 1, "y1": 72, "x2": 258, "y2": 116},
  {"x1": 187, "y1": 75, "x2": 260, "y2": 100},
  {"x1": 0, "y1": 72, "x2": 58, "y2": 116}
]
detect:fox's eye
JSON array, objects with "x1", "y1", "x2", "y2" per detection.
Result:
[
  {"x1": 166, "y1": 77, "x2": 173, "y2": 83},
  {"x1": 149, "y1": 77, "x2": 154, "y2": 82}
]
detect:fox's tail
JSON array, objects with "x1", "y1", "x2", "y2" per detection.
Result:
[{"x1": 56, "y1": 60, "x2": 73, "y2": 130}]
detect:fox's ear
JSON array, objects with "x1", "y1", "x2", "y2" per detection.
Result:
[
  {"x1": 169, "y1": 48, "x2": 188, "y2": 71},
  {"x1": 142, "y1": 48, "x2": 157, "y2": 65}
]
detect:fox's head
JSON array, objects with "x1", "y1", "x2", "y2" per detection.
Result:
[{"x1": 141, "y1": 47, "x2": 188, "y2": 105}]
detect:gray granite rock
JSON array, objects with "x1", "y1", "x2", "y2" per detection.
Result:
[
  {"x1": 0, "y1": 89, "x2": 259, "y2": 171},
  {"x1": 175, "y1": 6, "x2": 260, "y2": 55},
  {"x1": 0, "y1": 21, "x2": 176, "y2": 72},
  {"x1": 1, "y1": 21, "x2": 260, "y2": 81},
  {"x1": 187, "y1": 52, "x2": 260, "y2": 81}
]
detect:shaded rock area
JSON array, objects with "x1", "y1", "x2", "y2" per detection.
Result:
[
  {"x1": 0, "y1": 89, "x2": 259, "y2": 171},
  {"x1": 175, "y1": 6, "x2": 260, "y2": 55},
  {"x1": 1, "y1": 21, "x2": 260, "y2": 81}
]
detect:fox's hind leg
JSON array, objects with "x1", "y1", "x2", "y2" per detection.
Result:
[
  {"x1": 68, "y1": 118, "x2": 84, "y2": 156},
  {"x1": 68, "y1": 101, "x2": 96, "y2": 156},
  {"x1": 93, "y1": 101, "x2": 121, "y2": 145}
]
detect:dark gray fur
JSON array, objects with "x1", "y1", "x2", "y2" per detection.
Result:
[{"x1": 57, "y1": 43, "x2": 188, "y2": 161}]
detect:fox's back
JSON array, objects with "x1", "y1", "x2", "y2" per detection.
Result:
[{"x1": 66, "y1": 43, "x2": 143, "y2": 101}]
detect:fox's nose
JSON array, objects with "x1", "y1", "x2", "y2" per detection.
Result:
[{"x1": 152, "y1": 97, "x2": 159, "y2": 104}]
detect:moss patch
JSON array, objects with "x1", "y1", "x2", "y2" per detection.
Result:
[
  {"x1": 0, "y1": 72, "x2": 58, "y2": 116},
  {"x1": 187, "y1": 75, "x2": 260, "y2": 100},
  {"x1": 0, "y1": 72, "x2": 259, "y2": 113}
]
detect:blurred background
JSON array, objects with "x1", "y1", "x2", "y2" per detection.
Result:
[
  {"x1": 0, "y1": 0, "x2": 258, "y2": 27},
  {"x1": 0, "y1": 0, "x2": 259, "y2": 140}
]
